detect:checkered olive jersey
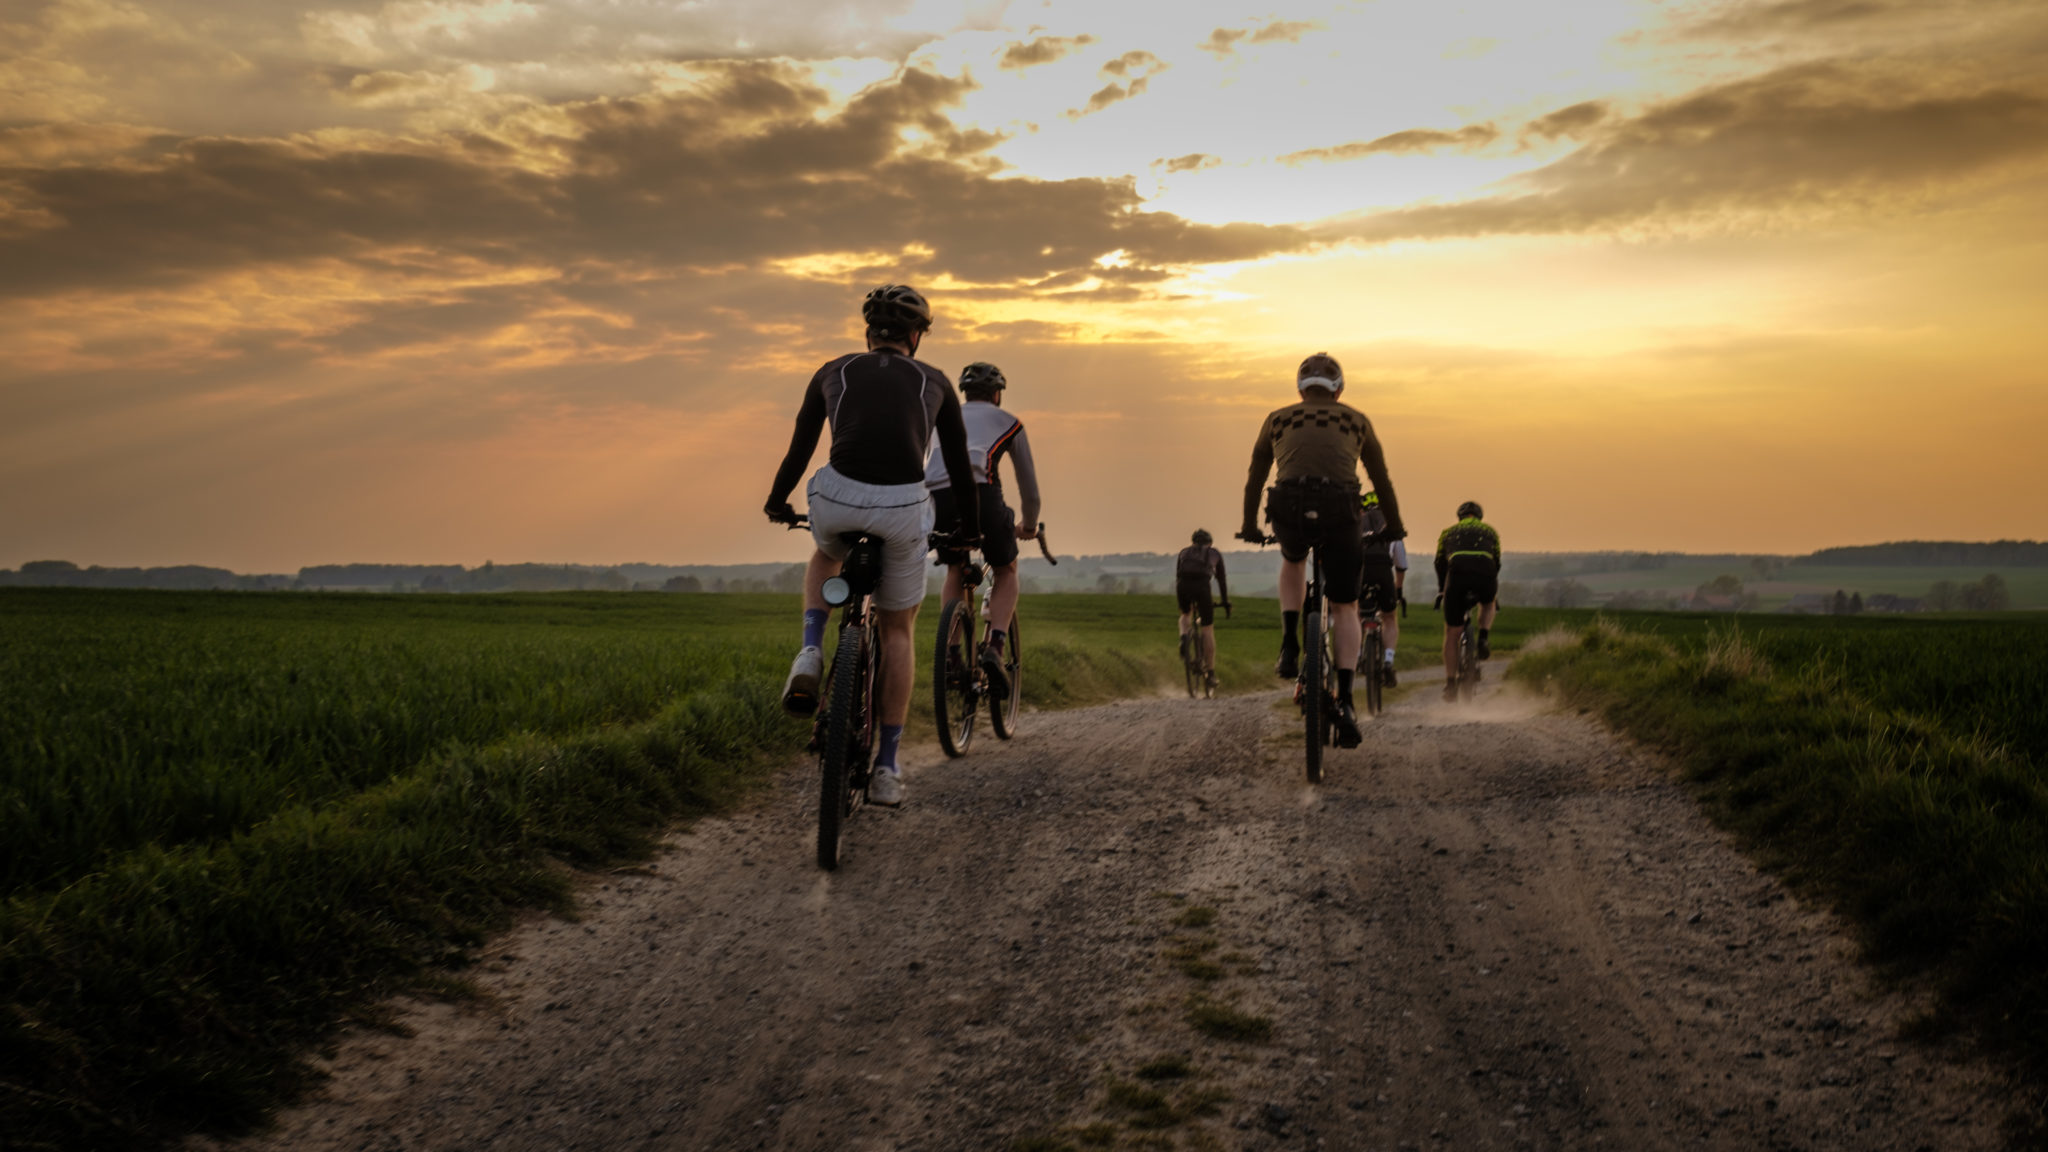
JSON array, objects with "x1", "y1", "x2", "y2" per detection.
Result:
[{"x1": 1242, "y1": 395, "x2": 1405, "y2": 539}]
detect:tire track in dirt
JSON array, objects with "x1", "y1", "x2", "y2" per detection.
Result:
[{"x1": 207, "y1": 672, "x2": 2011, "y2": 1151}]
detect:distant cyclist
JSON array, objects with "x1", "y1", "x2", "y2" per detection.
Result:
[
  {"x1": 1434, "y1": 500, "x2": 1501, "y2": 702},
  {"x1": 927, "y1": 360, "x2": 1040, "y2": 700},
  {"x1": 1240, "y1": 352, "x2": 1405, "y2": 747},
  {"x1": 1358, "y1": 490, "x2": 1405, "y2": 686},
  {"x1": 1175, "y1": 529, "x2": 1231, "y2": 694},
  {"x1": 764, "y1": 284, "x2": 979, "y2": 807}
]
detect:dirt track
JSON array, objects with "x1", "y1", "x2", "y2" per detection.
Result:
[{"x1": 218, "y1": 671, "x2": 2012, "y2": 1151}]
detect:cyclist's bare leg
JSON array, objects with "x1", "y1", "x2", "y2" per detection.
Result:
[
  {"x1": 802, "y1": 550, "x2": 842, "y2": 613},
  {"x1": 1179, "y1": 610, "x2": 1193, "y2": 640},
  {"x1": 1381, "y1": 606, "x2": 1400, "y2": 652},
  {"x1": 1200, "y1": 624, "x2": 1217, "y2": 671},
  {"x1": 987, "y1": 561, "x2": 1021, "y2": 640},
  {"x1": 939, "y1": 564, "x2": 964, "y2": 604},
  {"x1": 877, "y1": 605, "x2": 919, "y2": 728},
  {"x1": 1443, "y1": 625, "x2": 1461, "y2": 680},
  {"x1": 1479, "y1": 600, "x2": 1499, "y2": 630},
  {"x1": 1278, "y1": 557, "x2": 1307, "y2": 612},
  {"x1": 1332, "y1": 602, "x2": 1361, "y2": 672}
]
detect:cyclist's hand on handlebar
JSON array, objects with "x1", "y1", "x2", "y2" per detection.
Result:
[
  {"x1": 1432, "y1": 594, "x2": 1443, "y2": 610},
  {"x1": 1015, "y1": 523, "x2": 1038, "y2": 541},
  {"x1": 1221, "y1": 601, "x2": 1233, "y2": 618},
  {"x1": 1236, "y1": 526, "x2": 1267, "y2": 545},
  {"x1": 764, "y1": 500, "x2": 800, "y2": 525}
]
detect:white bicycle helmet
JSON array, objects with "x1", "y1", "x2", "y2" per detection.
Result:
[{"x1": 1296, "y1": 351, "x2": 1344, "y2": 397}]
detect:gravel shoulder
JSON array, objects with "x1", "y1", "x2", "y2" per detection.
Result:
[{"x1": 209, "y1": 669, "x2": 2013, "y2": 1151}]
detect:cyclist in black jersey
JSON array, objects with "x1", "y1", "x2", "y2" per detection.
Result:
[
  {"x1": 1240, "y1": 352, "x2": 1406, "y2": 748},
  {"x1": 765, "y1": 284, "x2": 979, "y2": 807},
  {"x1": 1175, "y1": 529, "x2": 1231, "y2": 693},
  {"x1": 1358, "y1": 490, "x2": 1406, "y2": 686},
  {"x1": 1434, "y1": 500, "x2": 1502, "y2": 702},
  {"x1": 927, "y1": 361, "x2": 1040, "y2": 701}
]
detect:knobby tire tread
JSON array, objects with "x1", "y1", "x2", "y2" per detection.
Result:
[
  {"x1": 1304, "y1": 602, "x2": 1324, "y2": 784},
  {"x1": 991, "y1": 612, "x2": 1021, "y2": 739},
  {"x1": 817, "y1": 623, "x2": 866, "y2": 870},
  {"x1": 934, "y1": 599, "x2": 975, "y2": 757}
]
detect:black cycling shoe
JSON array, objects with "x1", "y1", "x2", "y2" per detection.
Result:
[
  {"x1": 1332, "y1": 699, "x2": 1363, "y2": 748},
  {"x1": 1477, "y1": 634, "x2": 1492, "y2": 660},
  {"x1": 1381, "y1": 664, "x2": 1398, "y2": 688},
  {"x1": 980, "y1": 643, "x2": 1010, "y2": 701},
  {"x1": 1275, "y1": 640, "x2": 1300, "y2": 680}
]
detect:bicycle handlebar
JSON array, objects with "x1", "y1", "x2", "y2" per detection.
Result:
[{"x1": 1035, "y1": 523, "x2": 1058, "y2": 566}]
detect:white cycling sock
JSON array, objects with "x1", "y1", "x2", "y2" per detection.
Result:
[{"x1": 1383, "y1": 647, "x2": 1396, "y2": 661}]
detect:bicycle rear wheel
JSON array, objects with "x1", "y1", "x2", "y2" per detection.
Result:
[
  {"x1": 1458, "y1": 625, "x2": 1479, "y2": 702},
  {"x1": 934, "y1": 599, "x2": 976, "y2": 757},
  {"x1": 1364, "y1": 628, "x2": 1385, "y2": 716},
  {"x1": 1303, "y1": 601, "x2": 1324, "y2": 784},
  {"x1": 818, "y1": 623, "x2": 866, "y2": 870},
  {"x1": 991, "y1": 611, "x2": 1022, "y2": 739},
  {"x1": 1182, "y1": 628, "x2": 1201, "y2": 698}
]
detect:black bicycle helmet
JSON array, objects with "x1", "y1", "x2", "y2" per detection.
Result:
[
  {"x1": 1192, "y1": 528, "x2": 1213, "y2": 545},
  {"x1": 1296, "y1": 351, "x2": 1344, "y2": 397},
  {"x1": 862, "y1": 284, "x2": 933, "y2": 341},
  {"x1": 1457, "y1": 500, "x2": 1484, "y2": 520},
  {"x1": 959, "y1": 361, "x2": 1006, "y2": 394}
]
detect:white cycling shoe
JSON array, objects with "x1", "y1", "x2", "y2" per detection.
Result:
[
  {"x1": 782, "y1": 646, "x2": 823, "y2": 716},
  {"x1": 869, "y1": 765, "x2": 904, "y2": 807}
]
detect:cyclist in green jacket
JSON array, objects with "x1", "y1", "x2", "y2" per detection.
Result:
[{"x1": 1434, "y1": 500, "x2": 1501, "y2": 702}]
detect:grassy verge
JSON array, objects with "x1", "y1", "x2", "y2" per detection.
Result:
[{"x1": 1509, "y1": 615, "x2": 2048, "y2": 1078}]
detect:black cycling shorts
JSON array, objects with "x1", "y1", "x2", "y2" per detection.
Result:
[
  {"x1": 1176, "y1": 576, "x2": 1215, "y2": 626},
  {"x1": 932, "y1": 484, "x2": 1018, "y2": 568},
  {"x1": 1267, "y1": 481, "x2": 1363, "y2": 604},
  {"x1": 1442, "y1": 555, "x2": 1499, "y2": 626},
  {"x1": 1359, "y1": 557, "x2": 1399, "y2": 615}
]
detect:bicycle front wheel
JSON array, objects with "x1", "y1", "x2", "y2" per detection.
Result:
[
  {"x1": 934, "y1": 599, "x2": 976, "y2": 757},
  {"x1": 991, "y1": 611, "x2": 1022, "y2": 739},
  {"x1": 1183, "y1": 629, "x2": 1201, "y2": 698},
  {"x1": 1303, "y1": 602, "x2": 1324, "y2": 784},
  {"x1": 818, "y1": 624, "x2": 866, "y2": 870}
]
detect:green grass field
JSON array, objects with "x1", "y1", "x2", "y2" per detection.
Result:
[
  {"x1": 1510, "y1": 612, "x2": 2048, "y2": 1077},
  {"x1": 0, "y1": 587, "x2": 1316, "y2": 1149}
]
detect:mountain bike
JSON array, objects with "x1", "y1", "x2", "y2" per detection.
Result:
[
  {"x1": 1439, "y1": 581, "x2": 1484, "y2": 703},
  {"x1": 1249, "y1": 529, "x2": 1336, "y2": 784},
  {"x1": 1356, "y1": 593, "x2": 1405, "y2": 717},
  {"x1": 806, "y1": 524, "x2": 886, "y2": 870},
  {"x1": 1181, "y1": 616, "x2": 1207, "y2": 699},
  {"x1": 1359, "y1": 612, "x2": 1386, "y2": 717},
  {"x1": 933, "y1": 525, "x2": 1058, "y2": 754}
]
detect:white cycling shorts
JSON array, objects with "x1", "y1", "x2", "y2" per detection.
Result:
[{"x1": 806, "y1": 465, "x2": 935, "y2": 612}]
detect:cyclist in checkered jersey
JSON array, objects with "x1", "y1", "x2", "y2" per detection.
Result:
[{"x1": 1240, "y1": 352, "x2": 1406, "y2": 745}]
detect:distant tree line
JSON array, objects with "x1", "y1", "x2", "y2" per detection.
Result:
[
  {"x1": 1796, "y1": 540, "x2": 2048, "y2": 567},
  {"x1": 0, "y1": 561, "x2": 290, "y2": 591}
]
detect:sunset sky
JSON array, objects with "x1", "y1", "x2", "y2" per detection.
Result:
[{"x1": 3, "y1": 0, "x2": 2045, "y2": 571}]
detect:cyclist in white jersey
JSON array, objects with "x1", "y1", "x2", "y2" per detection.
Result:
[{"x1": 925, "y1": 362, "x2": 1040, "y2": 698}]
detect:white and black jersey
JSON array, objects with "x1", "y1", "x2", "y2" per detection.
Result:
[
  {"x1": 769, "y1": 351, "x2": 977, "y2": 533},
  {"x1": 923, "y1": 400, "x2": 1041, "y2": 529}
]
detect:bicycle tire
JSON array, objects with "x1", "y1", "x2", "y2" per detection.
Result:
[
  {"x1": 1303, "y1": 600, "x2": 1324, "y2": 784},
  {"x1": 1458, "y1": 620, "x2": 1479, "y2": 702},
  {"x1": 1364, "y1": 629, "x2": 1385, "y2": 716},
  {"x1": 1183, "y1": 627, "x2": 1201, "y2": 698},
  {"x1": 991, "y1": 611, "x2": 1022, "y2": 739},
  {"x1": 934, "y1": 599, "x2": 976, "y2": 757},
  {"x1": 817, "y1": 622, "x2": 866, "y2": 870}
]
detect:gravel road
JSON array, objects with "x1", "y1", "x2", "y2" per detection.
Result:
[{"x1": 213, "y1": 671, "x2": 2012, "y2": 1151}]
